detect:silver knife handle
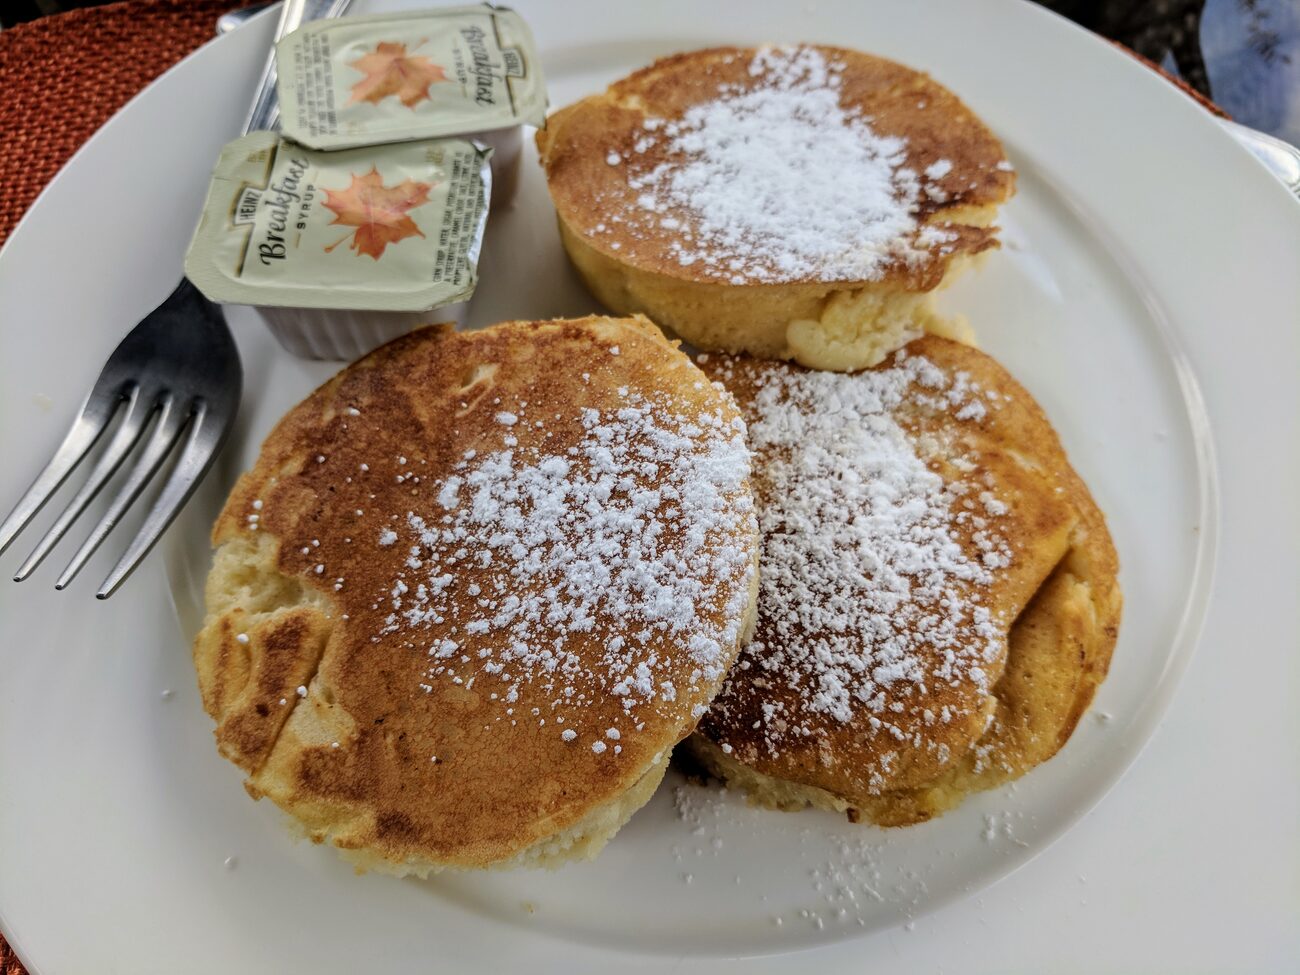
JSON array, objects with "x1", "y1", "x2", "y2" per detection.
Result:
[{"x1": 242, "y1": 0, "x2": 354, "y2": 136}]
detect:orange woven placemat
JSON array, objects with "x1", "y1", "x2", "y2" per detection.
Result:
[
  {"x1": 0, "y1": 8, "x2": 250, "y2": 973},
  {"x1": 0, "y1": 4, "x2": 1227, "y2": 973},
  {"x1": 0, "y1": 0, "x2": 251, "y2": 248}
]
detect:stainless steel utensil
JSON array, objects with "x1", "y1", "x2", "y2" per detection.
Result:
[
  {"x1": 244, "y1": 0, "x2": 352, "y2": 133},
  {"x1": 0, "y1": 0, "x2": 352, "y2": 597},
  {"x1": 0, "y1": 283, "x2": 241, "y2": 596},
  {"x1": 217, "y1": 4, "x2": 270, "y2": 36}
]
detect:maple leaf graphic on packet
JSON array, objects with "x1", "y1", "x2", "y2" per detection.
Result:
[
  {"x1": 322, "y1": 168, "x2": 433, "y2": 260},
  {"x1": 348, "y1": 41, "x2": 448, "y2": 108}
]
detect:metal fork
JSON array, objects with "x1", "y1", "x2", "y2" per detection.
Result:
[
  {"x1": 0, "y1": 0, "x2": 351, "y2": 598},
  {"x1": 0, "y1": 287, "x2": 241, "y2": 597}
]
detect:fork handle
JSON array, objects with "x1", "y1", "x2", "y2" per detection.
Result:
[{"x1": 242, "y1": 0, "x2": 354, "y2": 136}]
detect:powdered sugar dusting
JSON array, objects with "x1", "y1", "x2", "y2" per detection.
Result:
[
  {"x1": 924, "y1": 159, "x2": 953, "y2": 180},
  {"x1": 377, "y1": 390, "x2": 756, "y2": 750},
  {"x1": 704, "y1": 351, "x2": 1011, "y2": 784},
  {"x1": 601, "y1": 45, "x2": 957, "y2": 284}
]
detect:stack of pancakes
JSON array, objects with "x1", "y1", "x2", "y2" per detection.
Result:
[
  {"x1": 192, "y1": 41, "x2": 1121, "y2": 874},
  {"x1": 534, "y1": 44, "x2": 1120, "y2": 824}
]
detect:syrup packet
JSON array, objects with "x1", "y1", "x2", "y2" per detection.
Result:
[
  {"x1": 275, "y1": 5, "x2": 547, "y2": 151},
  {"x1": 185, "y1": 131, "x2": 490, "y2": 359},
  {"x1": 186, "y1": 131, "x2": 489, "y2": 310}
]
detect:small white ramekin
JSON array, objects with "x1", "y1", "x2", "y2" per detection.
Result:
[{"x1": 256, "y1": 302, "x2": 469, "y2": 360}]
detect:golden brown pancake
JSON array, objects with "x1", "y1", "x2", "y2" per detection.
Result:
[
  {"x1": 536, "y1": 44, "x2": 1015, "y2": 371},
  {"x1": 686, "y1": 336, "x2": 1120, "y2": 825},
  {"x1": 193, "y1": 316, "x2": 760, "y2": 873}
]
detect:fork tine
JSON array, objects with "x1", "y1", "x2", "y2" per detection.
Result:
[
  {"x1": 53, "y1": 395, "x2": 191, "y2": 591},
  {"x1": 96, "y1": 400, "x2": 229, "y2": 599},
  {"x1": 0, "y1": 384, "x2": 126, "y2": 556},
  {"x1": 12, "y1": 386, "x2": 151, "y2": 582}
]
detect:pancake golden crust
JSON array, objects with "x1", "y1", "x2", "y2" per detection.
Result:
[
  {"x1": 193, "y1": 317, "x2": 759, "y2": 871},
  {"x1": 537, "y1": 45, "x2": 1014, "y2": 370},
  {"x1": 538, "y1": 45, "x2": 1012, "y2": 288},
  {"x1": 689, "y1": 336, "x2": 1120, "y2": 824}
]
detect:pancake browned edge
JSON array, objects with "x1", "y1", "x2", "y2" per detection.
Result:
[
  {"x1": 536, "y1": 44, "x2": 1014, "y2": 372},
  {"x1": 192, "y1": 316, "x2": 759, "y2": 874},
  {"x1": 686, "y1": 336, "x2": 1121, "y2": 826}
]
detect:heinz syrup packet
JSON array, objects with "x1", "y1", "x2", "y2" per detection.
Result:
[
  {"x1": 184, "y1": 131, "x2": 491, "y2": 312},
  {"x1": 275, "y1": 5, "x2": 547, "y2": 151}
]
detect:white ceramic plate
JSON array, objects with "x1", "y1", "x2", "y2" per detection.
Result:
[{"x1": 1, "y1": 2, "x2": 1297, "y2": 972}]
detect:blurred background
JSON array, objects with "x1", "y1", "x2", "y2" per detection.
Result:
[
  {"x1": 1044, "y1": 0, "x2": 1298, "y2": 143},
  {"x1": 2, "y1": 0, "x2": 1296, "y2": 144}
]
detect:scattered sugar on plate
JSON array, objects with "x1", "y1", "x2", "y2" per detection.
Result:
[{"x1": 671, "y1": 781, "x2": 938, "y2": 929}]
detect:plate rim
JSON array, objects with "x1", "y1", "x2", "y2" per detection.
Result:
[{"x1": 1, "y1": 0, "x2": 1297, "y2": 971}]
